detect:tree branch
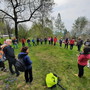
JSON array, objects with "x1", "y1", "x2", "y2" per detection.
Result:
[
  {"x1": 17, "y1": 4, "x2": 42, "y2": 23},
  {"x1": 0, "y1": 9, "x2": 14, "y2": 20},
  {"x1": 10, "y1": 0, "x2": 15, "y2": 8}
]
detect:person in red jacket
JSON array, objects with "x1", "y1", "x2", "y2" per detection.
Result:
[
  {"x1": 54, "y1": 37, "x2": 57, "y2": 46},
  {"x1": 75, "y1": 47, "x2": 90, "y2": 78},
  {"x1": 69, "y1": 38, "x2": 75, "y2": 50},
  {"x1": 21, "y1": 38, "x2": 26, "y2": 47}
]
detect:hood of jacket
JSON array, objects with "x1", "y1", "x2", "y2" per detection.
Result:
[{"x1": 18, "y1": 52, "x2": 28, "y2": 59}]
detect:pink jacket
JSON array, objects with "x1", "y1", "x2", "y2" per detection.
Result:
[
  {"x1": 48, "y1": 38, "x2": 51, "y2": 41},
  {"x1": 78, "y1": 54, "x2": 90, "y2": 66}
]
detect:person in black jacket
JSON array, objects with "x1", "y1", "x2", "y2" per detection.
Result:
[
  {"x1": 3, "y1": 39, "x2": 20, "y2": 76},
  {"x1": 27, "y1": 38, "x2": 31, "y2": 47},
  {"x1": 40, "y1": 38, "x2": 43, "y2": 45},
  {"x1": 76, "y1": 37, "x2": 83, "y2": 52},
  {"x1": 64, "y1": 38, "x2": 69, "y2": 49},
  {"x1": 51, "y1": 37, "x2": 53, "y2": 45},
  {"x1": 44, "y1": 38, "x2": 47, "y2": 44},
  {"x1": 84, "y1": 39, "x2": 90, "y2": 46},
  {"x1": 84, "y1": 39, "x2": 90, "y2": 53},
  {"x1": 18, "y1": 47, "x2": 33, "y2": 83},
  {"x1": 59, "y1": 37, "x2": 63, "y2": 47},
  {"x1": 36, "y1": 38, "x2": 40, "y2": 45}
]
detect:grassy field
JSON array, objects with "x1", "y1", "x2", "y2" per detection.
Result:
[{"x1": 0, "y1": 43, "x2": 90, "y2": 90}]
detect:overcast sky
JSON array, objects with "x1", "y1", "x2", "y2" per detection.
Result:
[
  {"x1": 53, "y1": 0, "x2": 90, "y2": 31},
  {"x1": 0, "y1": 0, "x2": 90, "y2": 31}
]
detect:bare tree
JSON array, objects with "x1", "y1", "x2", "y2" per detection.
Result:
[{"x1": 0, "y1": 0, "x2": 54, "y2": 40}]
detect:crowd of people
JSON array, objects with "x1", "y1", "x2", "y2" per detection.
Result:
[
  {"x1": 12, "y1": 37, "x2": 90, "y2": 52},
  {"x1": 0, "y1": 39, "x2": 32, "y2": 83},
  {"x1": 0, "y1": 37, "x2": 90, "y2": 84}
]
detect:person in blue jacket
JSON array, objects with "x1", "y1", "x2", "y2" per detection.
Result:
[
  {"x1": 18, "y1": 47, "x2": 33, "y2": 83},
  {"x1": 32, "y1": 38, "x2": 36, "y2": 46}
]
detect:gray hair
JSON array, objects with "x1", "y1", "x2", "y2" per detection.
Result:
[{"x1": 6, "y1": 39, "x2": 12, "y2": 42}]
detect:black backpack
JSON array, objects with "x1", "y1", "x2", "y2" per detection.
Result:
[{"x1": 15, "y1": 57, "x2": 26, "y2": 72}]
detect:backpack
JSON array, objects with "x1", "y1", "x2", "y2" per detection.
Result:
[
  {"x1": 46, "y1": 73, "x2": 58, "y2": 88},
  {"x1": 15, "y1": 58, "x2": 26, "y2": 72},
  {"x1": 0, "y1": 51, "x2": 6, "y2": 62},
  {"x1": 46, "y1": 73, "x2": 65, "y2": 90}
]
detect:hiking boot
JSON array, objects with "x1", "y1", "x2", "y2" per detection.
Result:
[
  {"x1": 29, "y1": 78, "x2": 33, "y2": 83},
  {"x1": 11, "y1": 72, "x2": 15, "y2": 75}
]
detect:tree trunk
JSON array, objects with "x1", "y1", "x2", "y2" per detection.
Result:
[
  {"x1": 6, "y1": 22, "x2": 11, "y2": 39},
  {"x1": 7, "y1": 29, "x2": 11, "y2": 39},
  {"x1": 15, "y1": 21, "x2": 18, "y2": 41}
]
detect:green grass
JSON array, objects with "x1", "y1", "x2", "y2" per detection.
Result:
[
  {"x1": 0, "y1": 43, "x2": 90, "y2": 90},
  {"x1": 0, "y1": 38, "x2": 4, "y2": 44}
]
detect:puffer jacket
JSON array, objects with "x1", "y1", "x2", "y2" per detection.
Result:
[
  {"x1": 78, "y1": 53, "x2": 90, "y2": 66},
  {"x1": 18, "y1": 52, "x2": 32, "y2": 70}
]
